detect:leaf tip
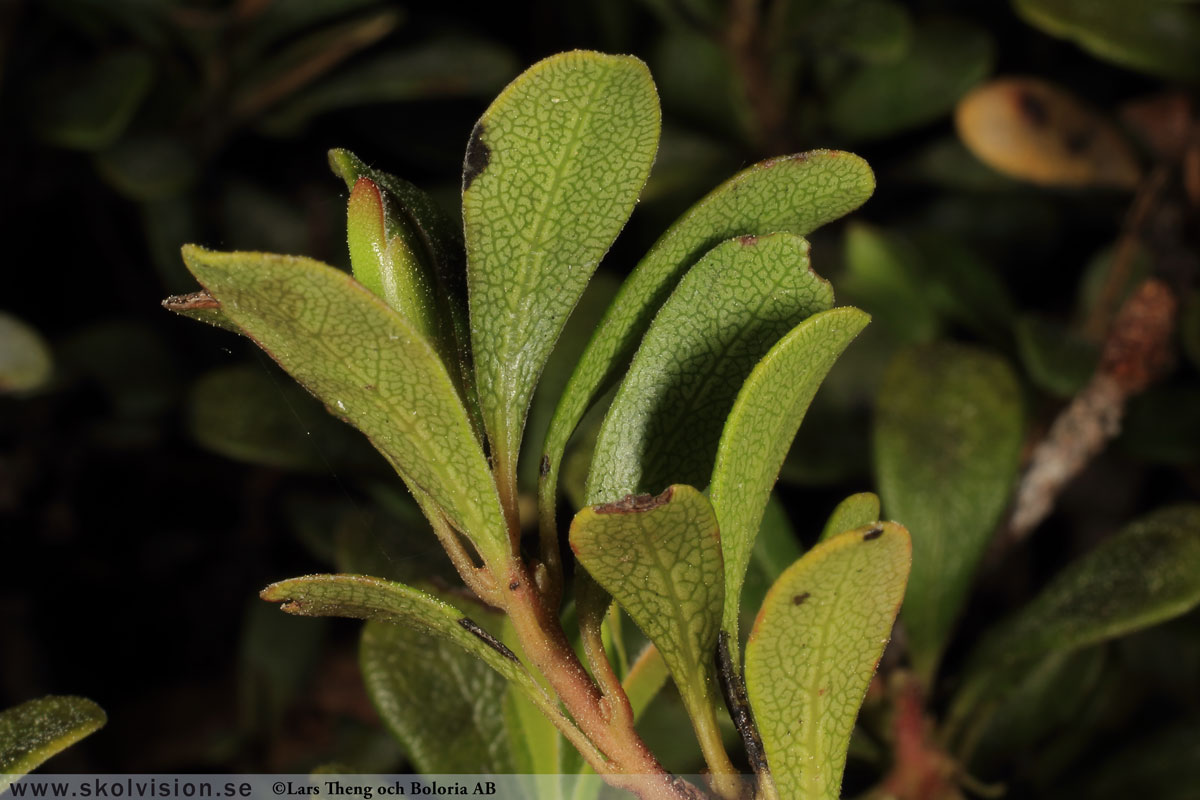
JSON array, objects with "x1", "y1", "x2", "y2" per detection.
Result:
[{"x1": 161, "y1": 289, "x2": 219, "y2": 313}]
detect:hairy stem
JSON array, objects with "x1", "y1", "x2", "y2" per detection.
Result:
[
  {"x1": 576, "y1": 576, "x2": 635, "y2": 729},
  {"x1": 500, "y1": 561, "x2": 703, "y2": 800}
]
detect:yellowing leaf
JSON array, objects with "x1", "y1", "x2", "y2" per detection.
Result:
[
  {"x1": 956, "y1": 78, "x2": 1141, "y2": 188},
  {"x1": 540, "y1": 151, "x2": 874, "y2": 526},
  {"x1": 710, "y1": 308, "x2": 871, "y2": 645},
  {"x1": 745, "y1": 523, "x2": 911, "y2": 800},
  {"x1": 0, "y1": 696, "x2": 106, "y2": 791},
  {"x1": 568, "y1": 486, "x2": 728, "y2": 773},
  {"x1": 874, "y1": 343, "x2": 1023, "y2": 682},
  {"x1": 587, "y1": 233, "x2": 833, "y2": 503},
  {"x1": 182, "y1": 246, "x2": 508, "y2": 569},
  {"x1": 463, "y1": 51, "x2": 660, "y2": 504},
  {"x1": 819, "y1": 492, "x2": 881, "y2": 542}
]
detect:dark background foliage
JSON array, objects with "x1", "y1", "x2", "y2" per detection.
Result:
[{"x1": 2, "y1": 0, "x2": 1198, "y2": 794}]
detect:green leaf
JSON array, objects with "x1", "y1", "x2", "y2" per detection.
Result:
[
  {"x1": 569, "y1": 486, "x2": 727, "y2": 767},
  {"x1": 966, "y1": 646, "x2": 1107, "y2": 770},
  {"x1": 34, "y1": 50, "x2": 154, "y2": 151},
  {"x1": 346, "y1": 176, "x2": 440, "y2": 344},
  {"x1": 520, "y1": 272, "x2": 622, "y2": 493},
  {"x1": 709, "y1": 308, "x2": 871, "y2": 644},
  {"x1": 908, "y1": 232, "x2": 1015, "y2": 342},
  {"x1": 329, "y1": 149, "x2": 465, "y2": 291},
  {"x1": 819, "y1": 492, "x2": 881, "y2": 542},
  {"x1": 186, "y1": 364, "x2": 377, "y2": 473},
  {"x1": 541, "y1": 150, "x2": 875, "y2": 517},
  {"x1": 623, "y1": 645, "x2": 672, "y2": 723},
  {"x1": 951, "y1": 506, "x2": 1200, "y2": 747},
  {"x1": 841, "y1": 223, "x2": 940, "y2": 344},
  {"x1": 504, "y1": 686, "x2": 562, "y2": 778},
  {"x1": 0, "y1": 696, "x2": 106, "y2": 790},
  {"x1": 259, "y1": 37, "x2": 518, "y2": 134},
  {"x1": 738, "y1": 498, "x2": 805, "y2": 637},
  {"x1": 843, "y1": 224, "x2": 1016, "y2": 345},
  {"x1": 0, "y1": 313, "x2": 53, "y2": 394},
  {"x1": 181, "y1": 246, "x2": 508, "y2": 569},
  {"x1": 587, "y1": 233, "x2": 834, "y2": 503},
  {"x1": 745, "y1": 523, "x2": 911, "y2": 800},
  {"x1": 829, "y1": 18, "x2": 994, "y2": 141},
  {"x1": 970, "y1": 504, "x2": 1200, "y2": 675},
  {"x1": 652, "y1": 29, "x2": 754, "y2": 144},
  {"x1": 329, "y1": 148, "x2": 475, "y2": 413},
  {"x1": 1014, "y1": 0, "x2": 1200, "y2": 81},
  {"x1": 829, "y1": 0, "x2": 913, "y2": 63},
  {"x1": 93, "y1": 134, "x2": 196, "y2": 201},
  {"x1": 261, "y1": 575, "x2": 558, "y2": 717},
  {"x1": 874, "y1": 342, "x2": 1023, "y2": 682},
  {"x1": 1014, "y1": 315, "x2": 1100, "y2": 398},
  {"x1": 361, "y1": 619, "x2": 514, "y2": 773},
  {"x1": 463, "y1": 50, "x2": 661, "y2": 501}
]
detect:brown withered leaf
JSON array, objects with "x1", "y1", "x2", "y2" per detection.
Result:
[{"x1": 956, "y1": 77, "x2": 1141, "y2": 189}]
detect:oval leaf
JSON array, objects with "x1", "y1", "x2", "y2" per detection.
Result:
[
  {"x1": 710, "y1": 308, "x2": 871, "y2": 642},
  {"x1": 182, "y1": 246, "x2": 509, "y2": 569},
  {"x1": 745, "y1": 523, "x2": 911, "y2": 800},
  {"x1": 541, "y1": 151, "x2": 875, "y2": 513},
  {"x1": 972, "y1": 504, "x2": 1200, "y2": 675},
  {"x1": 950, "y1": 505, "x2": 1200, "y2": 743},
  {"x1": 463, "y1": 50, "x2": 661, "y2": 499},
  {"x1": 956, "y1": 77, "x2": 1141, "y2": 188},
  {"x1": 0, "y1": 696, "x2": 106, "y2": 791},
  {"x1": 587, "y1": 233, "x2": 834, "y2": 503},
  {"x1": 568, "y1": 486, "x2": 727, "y2": 763},
  {"x1": 873, "y1": 342, "x2": 1023, "y2": 682}
]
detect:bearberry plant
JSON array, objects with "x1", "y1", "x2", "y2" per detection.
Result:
[{"x1": 164, "y1": 51, "x2": 910, "y2": 800}]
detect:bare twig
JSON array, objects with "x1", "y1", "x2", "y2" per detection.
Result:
[{"x1": 1010, "y1": 278, "x2": 1177, "y2": 538}]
